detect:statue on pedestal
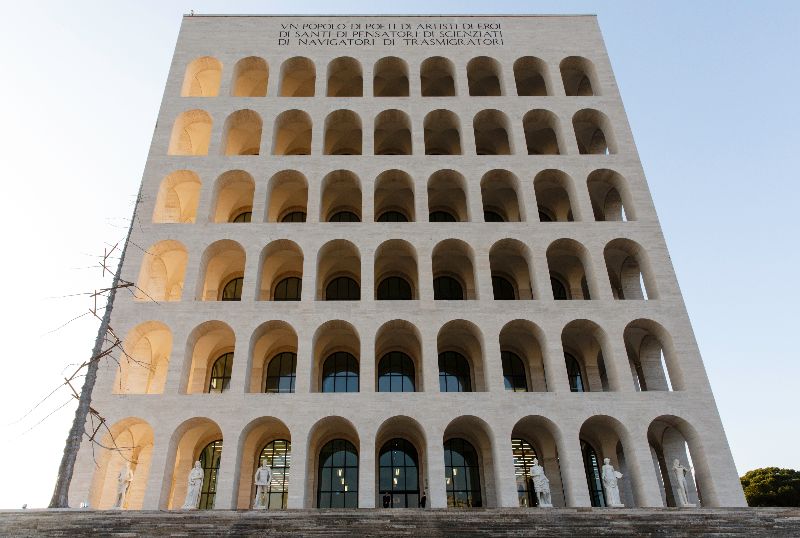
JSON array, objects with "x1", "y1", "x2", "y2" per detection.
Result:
[
  {"x1": 530, "y1": 458, "x2": 553, "y2": 507},
  {"x1": 601, "y1": 458, "x2": 624, "y2": 507},
  {"x1": 253, "y1": 463, "x2": 274, "y2": 509},
  {"x1": 112, "y1": 463, "x2": 134, "y2": 509},
  {"x1": 672, "y1": 459, "x2": 696, "y2": 507},
  {"x1": 181, "y1": 461, "x2": 204, "y2": 510}
]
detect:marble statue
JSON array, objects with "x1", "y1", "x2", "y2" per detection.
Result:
[
  {"x1": 601, "y1": 458, "x2": 624, "y2": 507},
  {"x1": 181, "y1": 461, "x2": 204, "y2": 509},
  {"x1": 530, "y1": 458, "x2": 553, "y2": 507},
  {"x1": 672, "y1": 459, "x2": 696, "y2": 507},
  {"x1": 253, "y1": 462, "x2": 274, "y2": 509},
  {"x1": 112, "y1": 463, "x2": 134, "y2": 509}
]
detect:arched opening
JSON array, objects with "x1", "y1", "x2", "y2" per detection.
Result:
[
  {"x1": 211, "y1": 170, "x2": 254, "y2": 223},
  {"x1": 560, "y1": 56, "x2": 599, "y2": 97},
  {"x1": 624, "y1": 319, "x2": 682, "y2": 391},
  {"x1": 438, "y1": 320, "x2": 485, "y2": 392},
  {"x1": 320, "y1": 170, "x2": 362, "y2": 222},
  {"x1": 511, "y1": 416, "x2": 565, "y2": 507},
  {"x1": 579, "y1": 416, "x2": 638, "y2": 507},
  {"x1": 375, "y1": 416, "x2": 426, "y2": 508},
  {"x1": 374, "y1": 169, "x2": 414, "y2": 222},
  {"x1": 587, "y1": 169, "x2": 634, "y2": 221},
  {"x1": 114, "y1": 322, "x2": 172, "y2": 394},
  {"x1": 197, "y1": 240, "x2": 246, "y2": 301},
  {"x1": 546, "y1": 239, "x2": 594, "y2": 300},
  {"x1": 604, "y1": 238, "x2": 657, "y2": 300},
  {"x1": 279, "y1": 56, "x2": 315, "y2": 97},
  {"x1": 235, "y1": 417, "x2": 291, "y2": 509},
  {"x1": 324, "y1": 109, "x2": 362, "y2": 155},
  {"x1": 90, "y1": 418, "x2": 154, "y2": 509},
  {"x1": 473, "y1": 109, "x2": 512, "y2": 155},
  {"x1": 489, "y1": 239, "x2": 534, "y2": 300},
  {"x1": 182, "y1": 56, "x2": 222, "y2": 97},
  {"x1": 443, "y1": 416, "x2": 497, "y2": 507},
  {"x1": 307, "y1": 417, "x2": 360, "y2": 508},
  {"x1": 428, "y1": 169, "x2": 469, "y2": 222},
  {"x1": 184, "y1": 321, "x2": 235, "y2": 394},
  {"x1": 317, "y1": 240, "x2": 361, "y2": 301},
  {"x1": 231, "y1": 56, "x2": 268, "y2": 97},
  {"x1": 374, "y1": 57, "x2": 409, "y2": 97},
  {"x1": 375, "y1": 320, "x2": 421, "y2": 392},
  {"x1": 534, "y1": 169, "x2": 576, "y2": 222},
  {"x1": 165, "y1": 418, "x2": 222, "y2": 509},
  {"x1": 424, "y1": 109, "x2": 461, "y2": 155},
  {"x1": 513, "y1": 56, "x2": 549, "y2": 96},
  {"x1": 221, "y1": 109, "x2": 262, "y2": 155},
  {"x1": 168, "y1": 110, "x2": 212, "y2": 155},
  {"x1": 648, "y1": 416, "x2": 708, "y2": 507},
  {"x1": 153, "y1": 170, "x2": 201, "y2": 223},
  {"x1": 480, "y1": 169, "x2": 523, "y2": 222},
  {"x1": 432, "y1": 239, "x2": 477, "y2": 300},
  {"x1": 266, "y1": 169, "x2": 308, "y2": 223},
  {"x1": 500, "y1": 320, "x2": 547, "y2": 392},
  {"x1": 312, "y1": 320, "x2": 359, "y2": 393},
  {"x1": 248, "y1": 320, "x2": 298, "y2": 393},
  {"x1": 258, "y1": 240, "x2": 303, "y2": 301},
  {"x1": 327, "y1": 56, "x2": 363, "y2": 97},
  {"x1": 562, "y1": 320, "x2": 613, "y2": 392},
  {"x1": 523, "y1": 109, "x2": 561, "y2": 155},
  {"x1": 135, "y1": 240, "x2": 188, "y2": 301},
  {"x1": 573, "y1": 109, "x2": 616, "y2": 155},
  {"x1": 272, "y1": 109, "x2": 312, "y2": 155},
  {"x1": 374, "y1": 239, "x2": 417, "y2": 300},
  {"x1": 467, "y1": 56, "x2": 503, "y2": 96},
  {"x1": 420, "y1": 56, "x2": 456, "y2": 96},
  {"x1": 374, "y1": 109, "x2": 412, "y2": 155}
]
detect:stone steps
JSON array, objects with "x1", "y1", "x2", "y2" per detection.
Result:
[{"x1": 1, "y1": 508, "x2": 798, "y2": 537}]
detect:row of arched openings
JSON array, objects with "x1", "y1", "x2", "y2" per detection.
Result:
[
  {"x1": 168, "y1": 107, "x2": 615, "y2": 156},
  {"x1": 183, "y1": 55, "x2": 599, "y2": 98}
]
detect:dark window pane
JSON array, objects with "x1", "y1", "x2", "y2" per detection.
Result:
[
  {"x1": 444, "y1": 438, "x2": 482, "y2": 508},
  {"x1": 433, "y1": 276, "x2": 464, "y2": 300},
  {"x1": 566, "y1": 353, "x2": 585, "y2": 392},
  {"x1": 221, "y1": 277, "x2": 243, "y2": 301},
  {"x1": 438, "y1": 351, "x2": 472, "y2": 393},
  {"x1": 377, "y1": 276, "x2": 413, "y2": 300},
  {"x1": 265, "y1": 352, "x2": 296, "y2": 393},
  {"x1": 208, "y1": 352, "x2": 233, "y2": 393},
  {"x1": 317, "y1": 439, "x2": 359, "y2": 508},
  {"x1": 491, "y1": 275, "x2": 516, "y2": 300},
  {"x1": 198, "y1": 440, "x2": 223, "y2": 509},
  {"x1": 274, "y1": 277, "x2": 302, "y2": 301},
  {"x1": 550, "y1": 276, "x2": 568, "y2": 300},
  {"x1": 429, "y1": 210, "x2": 457, "y2": 222},
  {"x1": 378, "y1": 438, "x2": 420, "y2": 508},
  {"x1": 322, "y1": 352, "x2": 359, "y2": 393},
  {"x1": 502, "y1": 351, "x2": 529, "y2": 392},
  {"x1": 326, "y1": 277, "x2": 360, "y2": 301},
  {"x1": 232, "y1": 211, "x2": 252, "y2": 223},
  {"x1": 329, "y1": 211, "x2": 360, "y2": 223},
  {"x1": 483, "y1": 210, "x2": 505, "y2": 222},
  {"x1": 281, "y1": 211, "x2": 307, "y2": 223},
  {"x1": 377, "y1": 211, "x2": 408, "y2": 222}
]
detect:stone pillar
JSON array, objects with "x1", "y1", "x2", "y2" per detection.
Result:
[
  {"x1": 492, "y1": 435, "x2": 519, "y2": 507},
  {"x1": 426, "y1": 433, "x2": 447, "y2": 508},
  {"x1": 212, "y1": 424, "x2": 243, "y2": 509},
  {"x1": 559, "y1": 434, "x2": 591, "y2": 507},
  {"x1": 359, "y1": 430, "x2": 376, "y2": 507},
  {"x1": 287, "y1": 425, "x2": 308, "y2": 508}
]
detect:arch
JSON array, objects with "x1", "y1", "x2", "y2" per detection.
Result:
[
  {"x1": 231, "y1": 56, "x2": 268, "y2": 97},
  {"x1": 374, "y1": 109, "x2": 412, "y2": 155},
  {"x1": 272, "y1": 109, "x2": 312, "y2": 155},
  {"x1": 375, "y1": 416, "x2": 427, "y2": 507},
  {"x1": 523, "y1": 109, "x2": 561, "y2": 155},
  {"x1": 467, "y1": 56, "x2": 503, "y2": 96},
  {"x1": 573, "y1": 109, "x2": 617, "y2": 155},
  {"x1": 579, "y1": 415, "x2": 638, "y2": 507},
  {"x1": 534, "y1": 169, "x2": 577, "y2": 222},
  {"x1": 511, "y1": 416, "x2": 565, "y2": 507},
  {"x1": 258, "y1": 240, "x2": 303, "y2": 301},
  {"x1": 182, "y1": 56, "x2": 222, "y2": 97},
  {"x1": 311, "y1": 320, "x2": 360, "y2": 392},
  {"x1": 500, "y1": 320, "x2": 547, "y2": 392},
  {"x1": 221, "y1": 109, "x2": 262, "y2": 155},
  {"x1": 210, "y1": 170, "x2": 254, "y2": 223},
  {"x1": 443, "y1": 416, "x2": 497, "y2": 507},
  {"x1": 473, "y1": 109, "x2": 512, "y2": 155},
  {"x1": 647, "y1": 415, "x2": 710, "y2": 507},
  {"x1": 266, "y1": 169, "x2": 308, "y2": 223},
  {"x1": 432, "y1": 239, "x2": 477, "y2": 300},
  {"x1": 428, "y1": 169, "x2": 469, "y2": 222},
  {"x1": 514, "y1": 56, "x2": 549, "y2": 96},
  {"x1": 90, "y1": 418, "x2": 154, "y2": 509},
  {"x1": 420, "y1": 56, "x2": 456, "y2": 96},
  {"x1": 114, "y1": 322, "x2": 172, "y2": 394},
  {"x1": 324, "y1": 109, "x2": 362, "y2": 155},
  {"x1": 604, "y1": 238, "x2": 657, "y2": 300},
  {"x1": 135, "y1": 240, "x2": 188, "y2": 302},
  {"x1": 624, "y1": 319, "x2": 682, "y2": 391},
  {"x1": 305, "y1": 416, "x2": 360, "y2": 508},
  {"x1": 152, "y1": 170, "x2": 201, "y2": 223},
  {"x1": 320, "y1": 170, "x2": 362, "y2": 222},
  {"x1": 374, "y1": 56, "x2": 409, "y2": 97},
  {"x1": 197, "y1": 239, "x2": 246, "y2": 301},
  {"x1": 168, "y1": 110, "x2": 212, "y2": 155},
  {"x1": 374, "y1": 169, "x2": 414, "y2": 222},
  {"x1": 587, "y1": 169, "x2": 635, "y2": 221},
  {"x1": 327, "y1": 56, "x2": 363, "y2": 97},
  {"x1": 489, "y1": 239, "x2": 534, "y2": 300},
  {"x1": 480, "y1": 169, "x2": 523, "y2": 222},
  {"x1": 279, "y1": 56, "x2": 315, "y2": 96},
  {"x1": 561, "y1": 319, "x2": 615, "y2": 392},
  {"x1": 316, "y1": 240, "x2": 361, "y2": 300},
  {"x1": 374, "y1": 239, "x2": 418, "y2": 300},
  {"x1": 183, "y1": 321, "x2": 235, "y2": 394},
  {"x1": 248, "y1": 320, "x2": 298, "y2": 393},
  {"x1": 560, "y1": 56, "x2": 599, "y2": 96},
  {"x1": 546, "y1": 238, "x2": 595, "y2": 300},
  {"x1": 438, "y1": 320, "x2": 486, "y2": 391},
  {"x1": 423, "y1": 109, "x2": 461, "y2": 155},
  {"x1": 375, "y1": 320, "x2": 422, "y2": 392},
  {"x1": 165, "y1": 417, "x2": 223, "y2": 509},
  {"x1": 235, "y1": 417, "x2": 291, "y2": 509}
]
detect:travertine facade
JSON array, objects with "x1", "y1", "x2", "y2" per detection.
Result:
[{"x1": 69, "y1": 14, "x2": 746, "y2": 511}]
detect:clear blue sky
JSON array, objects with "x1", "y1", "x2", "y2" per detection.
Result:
[{"x1": 0, "y1": 0, "x2": 797, "y2": 508}]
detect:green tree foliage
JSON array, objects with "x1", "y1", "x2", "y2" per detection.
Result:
[{"x1": 740, "y1": 468, "x2": 800, "y2": 507}]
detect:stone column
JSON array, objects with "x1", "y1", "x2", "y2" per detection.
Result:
[{"x1": 492, "y1": 435, "x2": 519, "y2": 507}]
